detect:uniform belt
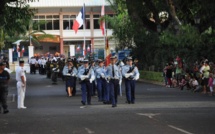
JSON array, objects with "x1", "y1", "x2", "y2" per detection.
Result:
[{"x1": 110, "y1": 78, "x2": 119, "y2": 80}]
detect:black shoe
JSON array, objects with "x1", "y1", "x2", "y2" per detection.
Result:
[
  {"x1": 131, "y1": 102, "x2": 135, "y2": 104},
  {"x1": 87, "y1": 102, "x2": 91, "y2": 105},
  {"x1": 81, "y1": 101, "x2": 86, "y2": 105},
  {"x1": 112, "y1": 104, "x2": 117, "y2": 108},
  {"x1": 3, "y1": 109, "x2": 9, "y2": 114},
  {"x1": 103, "y1": 101, "x2": 107, "y2": 104}
]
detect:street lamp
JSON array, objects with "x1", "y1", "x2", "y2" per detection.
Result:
[
  {"x1": 157, "y1": 24, "x2": 161, "y2": 33},
  {"x1": 194, "y1": 16, "x2": 201, "y2": 24}
]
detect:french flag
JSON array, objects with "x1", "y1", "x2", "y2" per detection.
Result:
[
  {"x1": 87, "y1": 44, "x2": 91, "y2": 52},
  {"x1": 73, "y1": 5, "x2": 85, "y2": 34},
  {"x1": 17, "y1": 45, "x2": 20, "y2": 52},
  {"x1": 12, "y1": 46, "x2": 16, "y2": 52},
  {"x1": 22, "y1": 46, "x2": 25, "y2": 53},
  {"x1": 76, "y1": 45, "x2": 80, "y2": 51}
]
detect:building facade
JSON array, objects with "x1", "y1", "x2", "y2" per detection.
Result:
[{"x1": 27, "y1": 0, "x2": 115, "y2": 59}]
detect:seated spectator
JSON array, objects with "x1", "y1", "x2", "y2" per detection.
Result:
[
  {"x1": 191, "y1": 77, "x2": 199, "y2": 90},
  {"x1": 171, "y1": 77, "x2": 177, "y2": 88},
  {"x1": 179, "y1": 75, "x2": 187, "y2": 90}
]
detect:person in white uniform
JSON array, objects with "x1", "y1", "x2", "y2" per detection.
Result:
[{"x1": 16, "y1": 60, "x2": 27, "y2": 109}]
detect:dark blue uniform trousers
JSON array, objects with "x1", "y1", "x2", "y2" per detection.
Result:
[
  {"x1": 110, "y1": 79, "x2": 119, "y2": 106},
  {"x1": 81, "y1": 81, "x2": 92, "y2": 104},
  {"x1": 125, "y1": 79, "x2": 136, "y2": 103},
  {"x1": 96, "y1": 78, "x2": 106, "y2": 101}
]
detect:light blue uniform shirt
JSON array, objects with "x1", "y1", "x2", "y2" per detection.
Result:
[
  {"x1": 62, "y1": 65, "x2": 77, "y2": 76},
  {"x1": 122, "y1": 65, "x2": 139, "y2": 79},
  {"x1": 78, "y1": 65, "x2": 95, "y2": 79},
  {"x1": 95, "y1": 66, "x2": 106, "y2": 79},
  {"x1": 106, "y1": 64, "x2": 122, "y2": 80}
]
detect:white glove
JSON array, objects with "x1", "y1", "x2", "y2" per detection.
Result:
[
  {"x1": 4, "y1": 68, "x2": 12, "y2": 74},
  {"x1": 80, "y1": 75, "x2": 88, "y2": 80},
  {"x1": 133, "y1": 75, "x2": 140, "y2": 80},
  {"x1": 101, "y1": 73, "x2": 105, "y2": 78},
  {"x1": 125, "y1": 73, "x2": 133, "y2": 78},
  {"x1": 90, "y1": 75, "x2": 95, "y2": 83},
  {"x1": 119, "y1": 79, "x2": 122, "y2": 85},
  {"x1": 72, "y1": 73, "x2": 76, "y2": 77},
  {"x1": 21, "y1": 83, "x2": 26, "y2": 87}
]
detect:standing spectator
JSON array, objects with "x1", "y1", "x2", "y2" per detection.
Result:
[
  {"x1": 16, "y1": 60, "x2": 27, "y2": 109},
  {"x1": 175, "y1": 64, "x2": 182, "y2": 86},
  {"x1": 163, "y1": 63, "x2": 168, "y2": 86},
  {"x1": 202, "y1": 61, "x2": 210, "y2": 94},
  {"x1": 0, "y1": 62, "x2": 10, "y2": 114},
  {"x1": 166, "y1": 63, "x2": 173, "y2": 87},
  {"x1": 208, "y1": 73, "x2": 213, "y2": 96}
]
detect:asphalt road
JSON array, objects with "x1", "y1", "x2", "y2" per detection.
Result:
[{"x1": 1, "y1": 73, "x2": 215, "y2": 134}]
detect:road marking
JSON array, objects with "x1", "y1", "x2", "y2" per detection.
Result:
[
  {"x1": 80, "y1": 106, "x2": 87, "y2": 109},
  {"x1": 12, "y1": 94, "x2": 16, "y2": 102},
  {"x1": 137, "y1": 113, "x2": 160, "y2": 118},
  {"x1": 85, "y1": 128, "x2": 95, "y2": 134},
  {"x1": 46, "y1": 85, "x2": 53, "y2": 87},
  {"x1": 168, "y1": 125, "x2": 193, "y2": 134}
]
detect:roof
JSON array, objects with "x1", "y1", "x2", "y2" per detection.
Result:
[
  {"x1": 12, "y1": 40, "x2": 23, "y2": 45},
  {"x1": 26, "y1": 0, "x2": 111, "y2": 8}
]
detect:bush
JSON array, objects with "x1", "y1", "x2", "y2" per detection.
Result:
[{"x1": 140, "y1": 70, "x2": 163, "y2": 82}]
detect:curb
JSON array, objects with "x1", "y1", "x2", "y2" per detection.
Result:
[{"x1": 138, "y1": 79, "x2": 164, "y2": 86}]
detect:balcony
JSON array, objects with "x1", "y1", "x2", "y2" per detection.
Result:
[{"x1": 43, "y1": 29, "x2": 113, "y2": 40}]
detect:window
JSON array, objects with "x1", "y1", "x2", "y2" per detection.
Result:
[
  {"x1": 33, "y1": 15, "x2": 59, "y2": 30},
  {"x1": 93, "y1": 14, "x2": 100, "y2": 29},
  {"x1": 94, "y1": 19, "x2": 100, "y2": 29},
  {"x1": 63, "y1": 15, "x2": 75, "y2": 30}
]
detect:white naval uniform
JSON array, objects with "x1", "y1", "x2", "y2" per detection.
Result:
[{"x1": 16, "y1": 66, "x2": 27, "y2": 109}]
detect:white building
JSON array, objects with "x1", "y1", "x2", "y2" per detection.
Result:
[{"x1": 27, "y1": 0, "x2": 115, "y2": 58}]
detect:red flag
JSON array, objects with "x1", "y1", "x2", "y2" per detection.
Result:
[
  {"x1": 105, "y1": 38, "x2": 111, "y2": 66},
  {"x1": 100, "y1": 5, "x2": 105, "y2": 35},
  {"x1": 72, "y1": 6, "x2": 85, "y2": 34}
]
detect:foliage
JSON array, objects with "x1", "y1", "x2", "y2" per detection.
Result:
[
  {"x1": 0, "y1": 1, "x2": 34, "y2": 50},
  {"x1": 139, "y1": 70, "x2": 163, "y2": 82},
  {"x1": 105, "y1": 0, "x2": 135, "y2": 50},
  {"x1": 160, "y1": 24, "x2": 201, "y2": 47}
]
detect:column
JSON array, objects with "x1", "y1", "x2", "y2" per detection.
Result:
[
  {"x1": 59, "y1": 10, "x2": 64, "y2": 54},
  {"x1": 69, "y1": 45, "x2": 75, "y2": 57},
  {"x1": 8, "y1": 48, "x2": 13, "y2": 63},
  {"x1": 28, "y1": 46, "x2": 34, "y2": 59}
]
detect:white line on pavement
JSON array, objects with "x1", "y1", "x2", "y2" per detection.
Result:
[
  {"x1": 85, "y1": 128, "x2": 95, "y2": 134},
  {"x1": 137, "y1": 113, "x2": 160, "y2": 118},
  {"x1": 168, "y1": 125, "x2": 194, "y2": 134}
]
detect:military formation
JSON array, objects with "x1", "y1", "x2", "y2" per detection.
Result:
[{"x1": 28, "y1": 55, "x2": 140, "y2": 108}]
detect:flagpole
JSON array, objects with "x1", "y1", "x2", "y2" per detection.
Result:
[
  {"x1": 83, "y1": 3, "x2": 86, "y2": 58},
  {"x1": 102, "y1": 0, "x2": 106, "y2": 62}
]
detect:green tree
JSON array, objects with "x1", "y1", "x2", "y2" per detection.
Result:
[{"x1": 0, "y1": 1, "x2": 34, "y2": 50}]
